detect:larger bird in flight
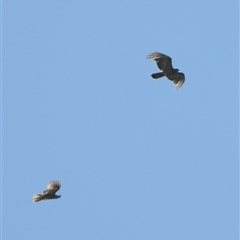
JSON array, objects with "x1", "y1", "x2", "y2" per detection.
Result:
[
  {"x1": 32, "y1": 180, "x2": 61, "y2": 203},
  {"x1": 147, "y1": 52, "x2": 185, "y2": 90}
]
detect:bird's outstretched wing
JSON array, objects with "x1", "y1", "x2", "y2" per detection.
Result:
[
  {"x1": 147, "y1": 52, "x2": 173, "y2": 74},
  {"x1": 167, "y1": 72, "x2": 185, "y2": 90},
  {"x1": 43, "y1": 180, "x2": 61, "y2": 195}
]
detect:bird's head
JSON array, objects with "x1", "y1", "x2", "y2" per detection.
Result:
[{"x1": 56, "y1": 195, "x2": 61, "y2": 199}]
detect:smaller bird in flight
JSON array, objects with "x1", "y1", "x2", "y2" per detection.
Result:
[
  {"x1": 147, "y1": 52, "x2": 185, "y2": 90},
  {"x1": 32, "y1": 180, "x2": 61, "y2": 203}
]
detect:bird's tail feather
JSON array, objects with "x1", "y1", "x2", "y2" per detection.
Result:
[
  {"x1": 151, "y1": 72, "x2": 165, "y2": 79},
  {"x1": 33, "y1": 194, "x2": 44, "y2": 202}
]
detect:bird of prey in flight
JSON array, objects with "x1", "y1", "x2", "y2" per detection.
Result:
[
  {"x1": 147, "y1": 52, "x2": 185, "y2": 90},
  {"x1": 32, "y1": 180, "x2": 61, "y2": 202}
]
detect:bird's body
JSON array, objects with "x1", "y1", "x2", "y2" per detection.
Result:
[
  {"x1": 32, "y1": 180, "x2": 61, "y2": 202},
  {"x1": 147, "y1": 52, "x2": 185, "y2": 90}
]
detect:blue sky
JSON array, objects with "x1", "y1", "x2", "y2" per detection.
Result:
[{"x1": 2, "y1": 1, "x2": 238, "y2": 240}]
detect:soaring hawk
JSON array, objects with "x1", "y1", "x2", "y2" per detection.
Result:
[
  {"x1": 147, "y1": 52, "x2": 185, "y2": 90},
  {"x1": 32, "y1": 180, "x2": 61, "y2": 202}
]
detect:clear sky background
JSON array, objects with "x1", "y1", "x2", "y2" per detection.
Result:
[{"x1": 2, "y1": 1, "x2": 238, "y2": 240}]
